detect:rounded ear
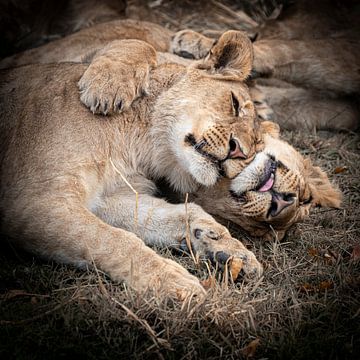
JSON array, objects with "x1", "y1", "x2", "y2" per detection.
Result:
[
  {"x1": 304, "y1": 158, "x2": 342, "y2": 208},
  {"x1": 195, "y1": 30, "x2": 254, "y2": 81},
  {"x1": 258, "y1": 121, "x2": 280, "y2": 138}
]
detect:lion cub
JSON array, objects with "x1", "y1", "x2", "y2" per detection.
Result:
[{"x1": 0, "y1": 33, "x2": 263, "y2": 300}]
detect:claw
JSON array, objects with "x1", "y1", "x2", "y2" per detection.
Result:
[
  {"x1": 116, "y1": 100, "x2": 123, "y2": 111},
  {"x1": 176, "y1": 50, "x2": 195, "y2": 59},
  {"x1": 249, "y1": 69, "x2": 260, "y2": 79},
  {"x1": 207, "y1": 230, "x2": 219, "y2": 240},
  {"x1": 194, "y1": 229, "x2": 203, "y2": 239},
  {"x1": 102, "y1": 101, "x2": 108, "y2": 115},
  {"x1": 215, "y1": 251, "x2": 230, "y2": 264}
]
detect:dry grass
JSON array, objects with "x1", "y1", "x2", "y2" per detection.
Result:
[
  {"x1": 1, "y1": 134, "x2": 359, "y2": 360},
  {"x1": 1, "y1": 1, "x2": 359, "y2": 359}
]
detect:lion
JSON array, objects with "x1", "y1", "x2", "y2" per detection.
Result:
[
  {"x1": 193, "y1": 128, "x2": 342, "y2": 241},
  {"x1": 0, "y1": 17, "x2": 343, "y2": 225},
  {"x1": 0, "y1": 28, "x2": 342, "y2": 300},
  {"x1": 172, "y1": 21, "x2": 359, "y2": 130},
  {"x1": 1, "y1": 16, "x2": 357, "y2": 131},
  {"x1": 244, "y1": 0, "x2": 360, "y2": 131},
  {"x1": 0, "y1": 35, "x2": 265, "y2": 300}
]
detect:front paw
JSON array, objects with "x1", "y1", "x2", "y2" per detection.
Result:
[
  {"x1": 78, "y1": 40, "x2": 157, "y2": 115},
  {"x1": 78, "y1": 60, "x2": 150, "y2": 115},
  {"x1": 250, "y1": 85, "x2": 274, "y2": 121},
  {"x1": 184, "y1": 213, "x2": 263, "y2": 279},
  {"x1": 252, "y1": 43, "x2": 275, "y2": 78},
  {"x1": 148, "y1": 257, "x2": 206, "y2": 301},
  {"x1": 170, "y1": 30, "x2": 215, "y2": 60}
]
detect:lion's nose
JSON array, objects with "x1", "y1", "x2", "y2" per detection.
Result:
[
  {"x1": 269, "y1": 192, "x2": 294, "y2": 217},
  {"x1": 228, "y1": 138, "x2": 247, "y2": 159}
]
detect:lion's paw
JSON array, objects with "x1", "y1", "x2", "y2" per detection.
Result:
[
  {"x1": 149, "y1": 257, "x2": 206, "y2": 301},
  {"x1": 250, "y1": 86, "x2": 274, "y2": 121},
  {"x1": 170, "y1": 29, "x2": 215, "y2": 60},
  {"x1": 252, "y1": 43, "x2": 275, "y2": 78},
  {"x1": 78, "y1": 59, "x2": 151, "y2": 115},
  {"x1": 182, "y1": 214, "x2": 263, "y2": 279}
]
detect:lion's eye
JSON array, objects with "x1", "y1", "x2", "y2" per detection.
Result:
[
  {"x1": 301, "y1": 196, "x2": 313, "y2": 205},
  {"x1": 231, "y1": 91, "x2": 240, "y2": 117}
]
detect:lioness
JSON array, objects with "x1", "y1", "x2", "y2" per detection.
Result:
[
  {"x1": 2, "y1": 16, "x2": 357, "y2": 131},
  {"x1": 0, "y1": 18, "x2": 342, "y2": 230},
  {"x1": 0, "y1": 36, "x2": 265, "y2": 300},
  {"x1": 0, "y1": 32, "x2": 341, "y2": 299}
]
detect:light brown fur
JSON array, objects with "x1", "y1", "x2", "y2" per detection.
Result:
[
  {"x1": 0, "y1": 18, "x2": 342, "y2": 241},
  {"x1": 168, "y1": 1, "x2": 359, "y2": 130},
  {"x1": 248, "y1": 0, "x2": 360, "y2": 130},
  {"x1": 194, "y1": 129, "x2": 342, "y2": 240},
  {"x1": 0, "y1": 37, "x2": 266, "y2": 300}
]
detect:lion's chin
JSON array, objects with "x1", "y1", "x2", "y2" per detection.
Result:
[
  {"x1": 191, "y1": 166, "x2": 219, "y2": 187},
  {"x1": 188, "y1": 161, "x2": 219, "y2": 187},
  {"x1": 178, "y1": 147, "x2": 220, "y2": 187}
]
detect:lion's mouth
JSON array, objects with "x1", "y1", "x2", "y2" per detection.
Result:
[
  {"x1": 229, "y1": 158, "x2": 277, "y2": 202},
  {"x1": 256, "y1": 158, "x2": 277, "y2": 192}
]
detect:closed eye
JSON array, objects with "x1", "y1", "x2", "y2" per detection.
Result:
[{"x1": 301, "y1": 196, "x2": 313, "y2": 205}]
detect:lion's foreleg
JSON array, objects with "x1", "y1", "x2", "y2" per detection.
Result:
[
  {"x1": 6, "y1": 194, "x2": 204, "y2": 299},
  {"x1": 94, "y1": 192, "x2": 263, "y2": 277}
]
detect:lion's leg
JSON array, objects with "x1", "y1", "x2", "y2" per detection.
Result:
[
  {"x1": 252, "y1": 39, "x2": 360, "y2": 94},
  {"x1": 169, "y1": 30, "x2": 215, "y2": 60},
  {"x1": 0, "y1": 18, "x2": 215, "y2": 69},
  {"x1": 78, "y1": 39, "x2": 157, "y2": 115},
  {"x1": 251, "y1": 84, "x2": 359, "y2": 130},
  {"x1": 7, "y1": 194, "x2": 205, "y2": 299},
  {"x1": 93, "y1": 192, "x2": 263, "y2": 278},
  {"x1": 0, "y1": 19, "x2": 174, "y2": 69}
]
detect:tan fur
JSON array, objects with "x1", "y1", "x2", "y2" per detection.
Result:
[
  {"x1": 0, "y1": 18, "x2": 342, "y2": 244},
  {"x1": 0, "y1": 37, "x2": 264, "y2": 300},
  {"x1": 168, "y1": 3, "x2": 360, "y2": 130},
  {"x1": 248, "y1": 0, "x2": 360, "y2": 130},
  {"x1": 0, "y1": 19, "x2": 173, "y2": 69},
  {"x1": 194, "y1": 126, "x2": 342, "y2": 240},
  {"x1": 250, "y1": 83, "x2": 359, "y2": 131}
]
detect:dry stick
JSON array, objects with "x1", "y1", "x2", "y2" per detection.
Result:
[
  {"x1": 184, "y1": 193, "x2": 198, "y2": 265},
  {"x1": 87, "y1": 248, "x2": 170, "y2": 353},
  {"x1": 1, "y1": 290, "x2": 50, "y2": 300},
  {"x1": 109, "y1": 157, "x2": 139, "y2": 229},
  {"x1": 87, "y1": 249, "x2": 109, "y2": 297}
]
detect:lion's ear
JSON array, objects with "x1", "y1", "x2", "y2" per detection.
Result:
[
  {"x1": 304, "y1": 159, "x2": 342, "y2": 208},
  {"x1": 195, "y1": 30, "x2": 253, "y2": 81}
]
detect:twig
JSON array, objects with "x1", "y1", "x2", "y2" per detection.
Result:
[
  {"x1": 109, "y1": 157, "x2": 139, "y2": 228},
  {"x1": 210, "y1": 0, "x2": 258, "y2": 28},
  {"x1": 184, "y1": 193, "x2": 198, "y2": 265}
]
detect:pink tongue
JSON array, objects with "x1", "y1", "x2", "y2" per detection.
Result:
[{"x1": 258, "y1": 174, "x2": 274, "y2": 192}]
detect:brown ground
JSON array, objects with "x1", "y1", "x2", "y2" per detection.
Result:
[{"x1": 0, "y1": 1, "x2": 359, "y2": 359}]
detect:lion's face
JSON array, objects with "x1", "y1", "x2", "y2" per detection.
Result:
[
  {"x1": 166, "y1": 72, "x2": 259, "y2": 186},
  {"x1": 194, "y1": 129, "x2": 342, "y2": 240},
  {"x1": 154, "y1": 30, "x2": 259, "y2": 189}
]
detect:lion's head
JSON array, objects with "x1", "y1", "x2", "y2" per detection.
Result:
[
  {"x1": 193, "y1": 121, "x2": 342, "y2": 240},
  {"x1": 153, "y1": 31, "x2": 264, "y2": 191}
]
